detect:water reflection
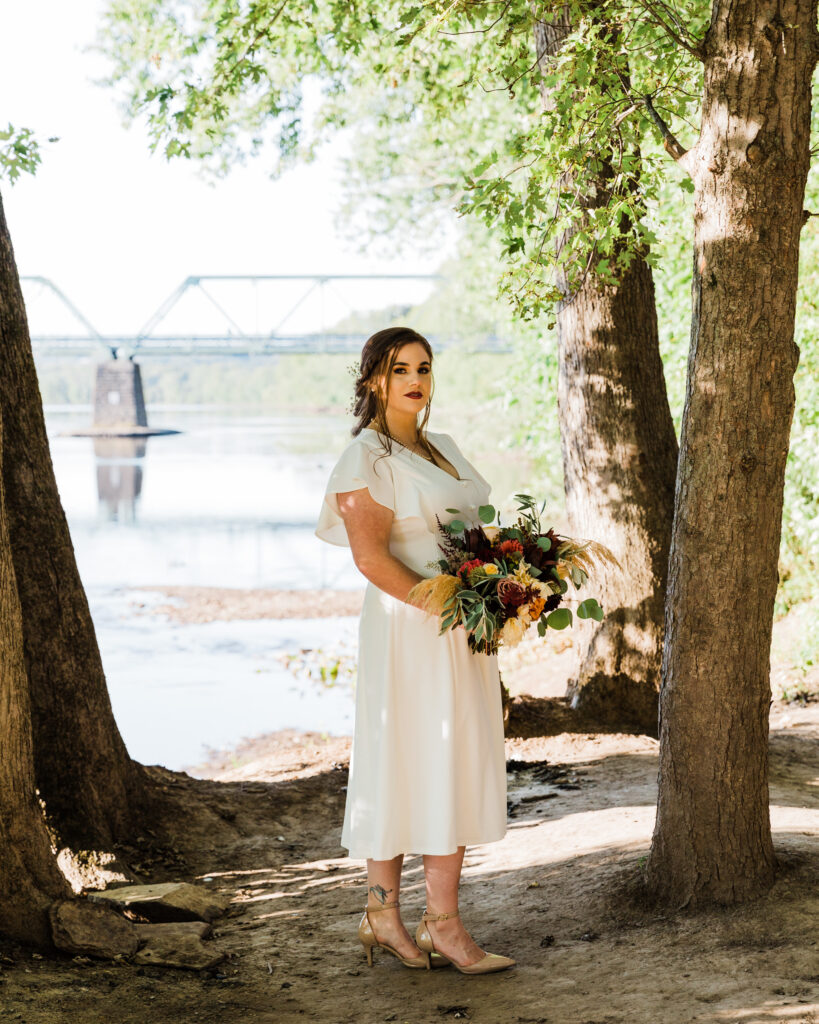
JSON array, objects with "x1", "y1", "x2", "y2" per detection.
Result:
[{"x1": 94, "y1": 437, "x2": 147, "y2": 523}]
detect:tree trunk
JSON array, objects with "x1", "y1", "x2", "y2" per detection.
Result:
[
  {"x1": 0, "y1": 406, "x2": 70, "y2": 946},
  {"x1": 533, "y1": 17, "x2": 679, "y2": 734},
  {"x1": 0, "y1": 192, "x2": 148, "y2": 852},
  {"x1": 646, "y1": 0, "x2": 818, "y2": 905}
]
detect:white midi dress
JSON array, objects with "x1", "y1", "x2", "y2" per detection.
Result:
[{"x1": 315, "y1": 427, "x2": 507, "y2": 860}]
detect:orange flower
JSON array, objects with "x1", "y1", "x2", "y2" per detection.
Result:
[{"x1": 528, "y1": 596, "x2": 546, "y2": 620}]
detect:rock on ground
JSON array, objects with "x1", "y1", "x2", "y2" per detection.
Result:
[
  {"x1": 49, "y1": 899, "x2": 139, "y2": 959},
  {"x1": 88, "y1": 882, "x2": 230, "y2": 923}
]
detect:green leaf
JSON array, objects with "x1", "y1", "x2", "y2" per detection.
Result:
[
  {"x1": 536, "y1": 536, "x2": 552, "y2": 552},
  {"x1": 445, "y1": 508, "x2": 462, "y2": 514},
  {"x1": 449, "y1": 519, "x2": 465, "y2": 533},
  {"x1": 577, "y1": 598, "x2": 604, "y2": 621},
  {"x1": 398, "y1": 6, "x2": 422, "y2": 27},
  {"x1": 478, "y1": 504, "x2": 495, "y2": 523},
  {"x1": 546, "y1": 608, "x2": 572, "y2": 630}
]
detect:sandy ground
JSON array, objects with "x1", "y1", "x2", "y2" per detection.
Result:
[
  {"x1": 2, "y1": 589, "x2": 818, "y2": 1024},
  {"x1": 130, "y1": 585, "x2": 366, "y2": 622}
]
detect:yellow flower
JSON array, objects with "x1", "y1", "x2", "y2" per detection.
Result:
[
  {"x1": 499, "y1": 616, "x2": 527, "y2": 646},
  {"x1": 513, "y1": 564, "x2": 535, "y2": 587},
  {"x1": 483, "y1": 526, "x2": 501, "y2": 541},
  {"x1": 483, "y1": 563, "x2": 499, "y2": 575}
]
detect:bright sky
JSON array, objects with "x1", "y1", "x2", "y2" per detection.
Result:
[{"x1": 0, "y1": 1, "x2": 456, "y2": 338}]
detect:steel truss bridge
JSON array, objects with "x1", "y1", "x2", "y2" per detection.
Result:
[{"x1": 23, "y1": 274, "x2": 510, "y2": 357}]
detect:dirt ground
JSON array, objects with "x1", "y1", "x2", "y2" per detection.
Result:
[{"x1": 2, "y1": 590, "x2": 818, "y2": 1024}]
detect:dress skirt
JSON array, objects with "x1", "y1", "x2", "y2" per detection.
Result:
[{"x1": 315, "y1": 427, "x2": 508, "y2": 860}]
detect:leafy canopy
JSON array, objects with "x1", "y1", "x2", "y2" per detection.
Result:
[{"x1": 96, "y1": 0, "x2": 708, "y2": 319}]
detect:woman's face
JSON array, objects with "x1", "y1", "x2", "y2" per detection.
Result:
[{"x1": 374, "y1": 341, "x2": 432, "y2": 415}]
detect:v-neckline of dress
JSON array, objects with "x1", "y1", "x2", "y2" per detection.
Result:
[{"x1": 362, "y1": 427, "x2": 463, "y2": 482}]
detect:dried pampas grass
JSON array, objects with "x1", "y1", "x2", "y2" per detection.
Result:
[
  {"x1": 406, "y1": 575, "x2": 463, "y2": 617},
  {"x1": 555, "y1": 538, "x2": 622, "y2": 576}
]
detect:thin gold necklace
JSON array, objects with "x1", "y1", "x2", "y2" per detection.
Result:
[{"x1": 375, "y1": 425, "x2": 437, "y2": 465}]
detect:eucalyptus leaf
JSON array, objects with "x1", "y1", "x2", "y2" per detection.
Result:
[
  {"x1": 577, "y1": 597, "x2": 603, "y2": 620},
  {"x1": 546, "y1": 608, "x2": 572, "y2": 630}
]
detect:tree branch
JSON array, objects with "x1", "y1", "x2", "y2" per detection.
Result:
[
  {"x1": 609, "y1": 60, "x2": 696, "y2": 175},
  {"x1": 630, "y1": 0, "x2": 705, "y2": 60},
  {"x1": 642, "y1": 94, "x2": 695, "y2": 173}
]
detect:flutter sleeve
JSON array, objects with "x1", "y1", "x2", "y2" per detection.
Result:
[{"x1": 314, "y1": 437, "x2": 396, "y2": 547}]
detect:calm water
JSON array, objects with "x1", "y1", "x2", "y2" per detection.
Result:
[{"x1": 47, "y1": 406, "x2": 362, "y2": 771}]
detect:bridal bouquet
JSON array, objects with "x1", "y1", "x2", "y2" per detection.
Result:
[{"x1": 406, "y1": 494, "x2": 620, "y2": 655}]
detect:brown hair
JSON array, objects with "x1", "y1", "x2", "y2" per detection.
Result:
[{"x1": 350, "y1": 326, "x2": 436, "y2": 459}]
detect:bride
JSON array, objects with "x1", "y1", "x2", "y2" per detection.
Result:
[{"x1": 315, "y1": 326, "x2": 515, "y2": 975}]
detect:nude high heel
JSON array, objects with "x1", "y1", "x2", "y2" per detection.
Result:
[
  {"x1": 416, "y1": 909, "x2": 516, "y2": 975},
  {"x1": 359, "y1": 900, "x2": 431, "y2": 969}
]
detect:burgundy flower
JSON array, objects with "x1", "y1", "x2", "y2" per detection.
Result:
[
  {"x1": 497, "y1": 578, "x2": 527, "y2": 609},
  {"x1": 522, "y1": 528, "x2": 562, "y2": 573},
  {"x1": 462, "y1": 525, "x2": 494, "y2": 562}
]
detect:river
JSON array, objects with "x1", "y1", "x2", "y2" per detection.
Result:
[{"x1": 47, "y1": 406, "x2": 362, "y2": 772}]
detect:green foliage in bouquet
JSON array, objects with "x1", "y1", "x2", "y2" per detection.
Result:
[{"x1": 409, "y1": 494, "x2": 615, "y2": 655}]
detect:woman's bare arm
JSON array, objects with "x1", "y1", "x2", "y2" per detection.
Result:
[{"x1": 336, "y1": 487, "x2": 424, "y2": 602}]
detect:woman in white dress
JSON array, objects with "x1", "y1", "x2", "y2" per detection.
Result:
[{"x1": 315, "y1": 327, "x2": 515, "y2": 975}]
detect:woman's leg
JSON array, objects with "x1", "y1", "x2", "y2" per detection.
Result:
[
  {"x1": 422, "y1": 846, "x2": 486, "y2": 966},
  {"x1": 365, "y1": 854, "x2": 423, "y2": 959}
]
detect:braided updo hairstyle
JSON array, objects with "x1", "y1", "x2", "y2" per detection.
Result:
[{"x1": 350, "y1": 326, "x2": 435, "y2": 458}]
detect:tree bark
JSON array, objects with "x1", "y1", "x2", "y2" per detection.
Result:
[
  {"x1": 0, "y1": 404, "x2": 70, "y2": 946},
  {"x1": 533, "y1": 16, "x2": 679, "y2": 734},
  {"x1": 646, "y1": 0, "x2": 818, "y2": 905},
  {"x1": 0, "y1": 192, "x2": 148, "y2": 852}
]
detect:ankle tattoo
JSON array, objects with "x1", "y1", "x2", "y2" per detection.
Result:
[{"x1": 368, "y1": 884, "x2": 393, "y2": 904}]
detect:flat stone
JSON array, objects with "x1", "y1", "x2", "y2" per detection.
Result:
[
  {"x1": 133, "y1": 924, "x2": 224, "y2": 970},
  {"x1": 88, "y1": 882, "x2": 230, "y2": 923},
  {"x1": 49, "y1": 899, "x2": 139, "y2": 959}
]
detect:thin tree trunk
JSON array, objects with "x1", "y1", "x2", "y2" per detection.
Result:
[
  {"x1": 0, "y1": 406, "x2": 70, "y2": 946},
  {"x1": 0, "y1": 192, "x2": 148, "y2": 852},
  {"x1": 646, "y1": 0, "x2": 818, "y2": 905},
  {"x1": 533, "y1": 16, "x2": 679, "y2": 733}
]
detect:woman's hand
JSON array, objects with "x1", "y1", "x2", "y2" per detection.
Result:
[{"x1": 336, "y1": 487, "x2": 425, "y2": 602}]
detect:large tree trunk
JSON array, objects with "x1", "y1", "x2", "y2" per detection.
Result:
[
  {"x1": 0, "y1": 192, "x2": 148, "y2": 852},
  {"x1": 0, "y1": 407, "x2": 70, "y2": 946},
  {"x1": 533, "y1": 17, "x2": 679, "y2": 734},
  {"x1": 646, "y1": 0, "x2": 818, "y2": 905}
]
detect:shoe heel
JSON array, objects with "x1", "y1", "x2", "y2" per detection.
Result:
[{"x1": 364, "y1": 943, "x2": 374, "y2": 967}]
